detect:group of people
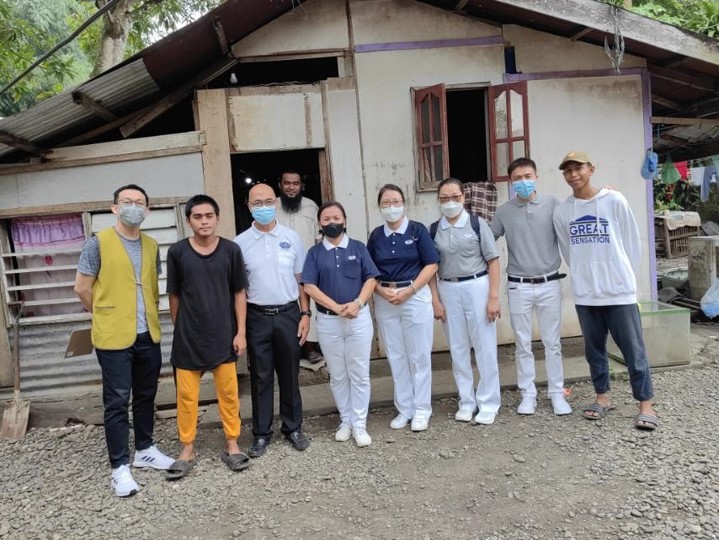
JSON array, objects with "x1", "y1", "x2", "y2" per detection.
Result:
[{"x1": 74, "y1": 151, "x2": 658, "y2": 498}]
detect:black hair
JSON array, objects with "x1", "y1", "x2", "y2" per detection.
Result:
[
  {"x1": 113, "y1": 184, "x2": 149, "y2": 205},
  {"x1": 507, "y1": 157, "x2": 537, "y2": 177},
  {"x1": 279, "y1": 170, "x2": 302, "y2": 183},
  {"x1": 377, "y1": 184, "x2": 405, "y2": 205},
  {"x1": 437, "y1": 177, "x2": 463, "y2": 194},
  {"x1": 317, "y1": 200, "x2": 347, "y2": 222},
  {"x1": 185, "y1": 194, "x2": 220, "y2": 219}
]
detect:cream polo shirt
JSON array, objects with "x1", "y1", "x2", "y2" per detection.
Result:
[
  {"x1": 276, "y1": 197, "x2": 319, "y2": 253},
  {"x1": 233, "y1": 222, "x2": 305, "y2": 306}
]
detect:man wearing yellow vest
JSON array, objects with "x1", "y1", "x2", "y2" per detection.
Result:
[{"x1": 74, "y1": 184, "x2": 173, "y2": 497}]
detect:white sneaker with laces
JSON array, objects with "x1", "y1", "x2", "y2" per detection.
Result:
[
  {"x1": 454, "y1": 408, "x2": 474, "y2": 422},
  {"x1": 335, "y1": 424, "x2": 352, "y2": 442},
  {"x1": 133, "y1": 445, "x2": 175, "y2": 470},
  {"x1": 353, "y1": 428, "x2": 372, "y2": 447},
  {"x1": 390, "y1": 413, "x2": 411, "y2": 430},
  {"x1": 111, "y1": 465, "x2": 139, "y2": 497},
  {"x1": 410, "y1": 417, "x2": 429, "y2": 432},
  {"x1": 517, "y1": 396, "x2": 537, "y2": 415},
  {"x1": 551, "y1": 394, "x2": 573, "y2": 416}
]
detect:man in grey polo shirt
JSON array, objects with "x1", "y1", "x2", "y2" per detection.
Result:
[{"x1": 491, "y1": 158, "x2": 572, "y2": 416}]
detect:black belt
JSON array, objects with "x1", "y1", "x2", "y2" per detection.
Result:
[
  {"x1": 248, "y1": 301, "x2": 297, "y2": 315},
  {"x1": 378, "y1": 280, "x2": 413, "y2": 288},
  {"x1": 317, "y1": 305, "x2": 339, "y2": 316},
  {"x1": 507, "y1": 273, "x2": 564, "y2": 284},
  {"x1": 439, "y1": 271, "x2": 488, "y2": 283}
]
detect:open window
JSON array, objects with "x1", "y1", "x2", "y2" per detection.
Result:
[{"x1": 412, "y1": 80, "x2": 529, "y2": 187}]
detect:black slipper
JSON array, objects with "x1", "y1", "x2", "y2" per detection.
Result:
[
  {"x1": 221, "y1": 452, "x2": 250, "y2": 472},
  {"x1": 165, "y1": 460, "x2": 194, "y2": 480}
]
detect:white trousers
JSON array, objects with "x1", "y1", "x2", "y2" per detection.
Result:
[
  {"x1": 316, "y1": 307, "x2": 374, "y2": 429},
  {"x1": 507, "y1": 279, "x2": 564, "y2": 398},
  {"x1": 374, "y1": 284, "x2": 434, "y2": 421},
  {"x1": 438, "y1": 276, "x2": 500, "y2": 413}
]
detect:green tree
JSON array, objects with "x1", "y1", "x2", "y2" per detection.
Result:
[{"x1": 604, "y1": 0, "x2": 719, "y2": 37}]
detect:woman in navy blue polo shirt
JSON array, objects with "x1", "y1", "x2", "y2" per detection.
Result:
[
  {"x1": 302, "y1": 201, "x2": 380, "y2": 447},
  {"x1": 366, "y1": 184, "x2": 440, "y2": 432}
]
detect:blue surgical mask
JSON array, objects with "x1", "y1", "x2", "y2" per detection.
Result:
[
  {"x1": 118, "y1": 204, "x2": 146, "y2": 227},
  {"x1": 512, "y1": 179, "x2": 536, "y2": 199},
  {"x1": 251, "y1": 206, "x2": 276, "y2": 225}
]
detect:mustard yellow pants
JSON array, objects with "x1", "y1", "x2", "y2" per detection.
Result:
[{"x1": 176, "y1": 362, "x2": 240, "y2": 444}]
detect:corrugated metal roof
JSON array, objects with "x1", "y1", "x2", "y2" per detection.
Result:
[{"x1": 0, "y1": 60, "x2": 159, "y2": 158}]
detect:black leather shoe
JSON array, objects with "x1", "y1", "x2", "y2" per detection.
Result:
[
  {"x1": 248, "y1": 437, "x2": 270, "y2": 458},
  {"x1": 285, "y1": 430, "x2": 310, "y2": 451}
]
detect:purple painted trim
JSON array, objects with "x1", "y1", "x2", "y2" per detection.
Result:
[
  {"x1": 641, "y1": 68, "x2": 658, "y2": 301},
  {"x1": 354, "y1": 36, "x2": 504, "y2": 53},
  {"x1": 503, "y1": 67, "x2": 644, "y2": 83}
]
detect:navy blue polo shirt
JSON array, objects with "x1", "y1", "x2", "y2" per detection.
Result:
[
  {"x1": 302, "y1": 235, "x2": 380, "y2": 304},
  {"x1": 367, "y1": 217, "x2": 440, "y2": 282}
]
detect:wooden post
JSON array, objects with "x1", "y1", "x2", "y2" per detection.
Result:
[{"x1": 195, "y1": 89, "x2": 236, "y2": 239}]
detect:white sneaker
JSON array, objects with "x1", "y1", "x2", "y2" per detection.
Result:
[
  {"x1": 133, "y1": 445, "x2": 175, "y2": 470},
  {"x1": 335, "y1": 424, "x2": 352, "y2": 442},
  {"x1": 517, "y1": 396, "x2": 537, "y2": 415},
  {"x1": 410, "y1": 417, "x2": 429, "y2": 432},
  {"x1": 353, "y1": 428, "x2": 372, "y2": 447},
  {"x1": 390, "y1": 413, "x2": 411, "y2": 430},
  {"x1": 474, "y1": 411, "x2": 497, "y2": 425},
  {"x1": 551, "y1": 395, "x2": 573, "y2": 416},
  {"x1": 454, "y1": 408, "x2": 474, "y2": 422},
  {"x1": 111, "y1": 465, "x2": 139, "y2": 497}
]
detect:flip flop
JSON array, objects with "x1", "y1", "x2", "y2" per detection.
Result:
[
  {"x1": 164, "y1": 460, "x2": 194, "y2": 480},
  {"x1": 582, "y1": 402, "x2": 614, "y2": 420},
  {"x1": 635, "y1": 414, "x2": 660, "y2": 431},
  {"x1": 221, "y1": 451, "x2": 251, "y2": 472}
]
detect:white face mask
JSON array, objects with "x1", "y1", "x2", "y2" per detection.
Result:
[
  {"x1": 380, "y1": 205, "x2": 404, "y2": 223},
  {"x1": 439, "y1": 201, "x2": 463, "y2": 219}
]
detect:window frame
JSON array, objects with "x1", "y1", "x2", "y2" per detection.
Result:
[
  {"x1": 487, "y1": 81, "x2": 530, "y2": 182},
  {"x1": 412, "y1": 83, "x2": 450, "y2": 191}
]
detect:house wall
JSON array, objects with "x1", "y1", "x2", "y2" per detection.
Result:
[{"x1": 0, "y1": 153, "x2": 204, "y2": 210}]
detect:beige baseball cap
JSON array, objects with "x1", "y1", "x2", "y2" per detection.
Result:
[{"x1": 559, "y1": 151, "x2": 592, "y2": 170}]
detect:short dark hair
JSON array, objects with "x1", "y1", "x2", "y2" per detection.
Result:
[
  {"x1": 114, "y1": 184, "x2": 149, "y2": 205},
  {"x1": 377, "y1": 184, "x2": 405, "y2": 205},
  {"x1": 317, "y1": 200, "x2": 347, "y2": 222},
  {"x1": 437, "y1": 177, "x2": 463, "y2": 194},
  {"x1": 507, "y1": 157, "x2": 537, "y2": 178},
  {"x1": 185, "y1": 194, "x2": 220, "y2": 219},
  {"x1": 279, "y1": 170, "x2": 302, "y2": 182}
]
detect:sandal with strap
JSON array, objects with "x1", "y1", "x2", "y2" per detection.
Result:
[
  {"x1": 221, "y1": 451, "x2": 251, "y2": 471},
  {"x1": 582, "y1": 402, "x2": 615, "y2": 420},
  {"x1": 635, "y1": 413, "x2": 660, "y2": 431}
]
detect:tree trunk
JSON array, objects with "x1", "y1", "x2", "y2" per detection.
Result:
[
  {"x1": 624, "y1": 0, "x2": 632, "y2": 7},
  {"x1": 92, "y1": 0, "x2": 137, "y2": 76}
]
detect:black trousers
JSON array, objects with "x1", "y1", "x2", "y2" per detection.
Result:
[
  {"x1": 96, "y1": 332, "x2": 162, "y2": 468},
  {"x1": 246, "y1": 305, "x2": 303, "y2": 438}
]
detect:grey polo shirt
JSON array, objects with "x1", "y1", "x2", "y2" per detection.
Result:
[
  {"x1": 433, "y1": 211, "x2": 499, "y2": 280},
  {"x1": 490, "y1": 193, "x2": 561, "y2": 277}
]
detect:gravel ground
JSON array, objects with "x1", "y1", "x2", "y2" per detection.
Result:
[{"x1": 1, "y1": 345, "x2": 718, "y2": 540}]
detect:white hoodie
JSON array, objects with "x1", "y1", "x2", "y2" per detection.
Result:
[{"x1": 552, "y1": 188, "x2": 641, "y2": 306}]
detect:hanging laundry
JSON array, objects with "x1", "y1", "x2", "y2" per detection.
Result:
[
  {"x1": 661, "y1": 155, "x2": 681, "y2": 185},
  {"x1": 690, "y1": 167, "x2": 705, "y2": 187},
  {"x1": 701, "y1": 166, "x2": 718, "y2": 201},
  {"x1": 675, "y1": 161, "x2": 689, "y2": 180}
]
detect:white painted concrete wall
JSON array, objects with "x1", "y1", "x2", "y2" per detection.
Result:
[
  {"x1": 0, "y1": 153, "x2": 204, "y2": 210},
  {"x1": 505, "y1": 25, "x2": 646, "y2": 73}
]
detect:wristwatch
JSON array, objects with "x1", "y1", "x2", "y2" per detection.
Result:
[{"x1": 300, "y1": 310, "x2": 312, "y2": 317}]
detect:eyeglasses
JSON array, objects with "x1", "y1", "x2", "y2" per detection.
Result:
[
  {"x1": 249, "y1": 199, "x2": 276, "y2": 209},
  {"x1": 438, "y1": 194, "x2": 462, "y2": 204},
  {"x1": 379, "y1": 199, "x2": 403, "y2": 209},
  {"x1": 116, "y1": 198, "x2": 147, "y2": 208}
]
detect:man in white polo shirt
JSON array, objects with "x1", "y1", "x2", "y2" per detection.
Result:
[
  {"x1": 491, "y1": 157, "x2": 572, "y2": 416},
  {"x1": 234, "y1": 183, "x2": 311, "y2": 458}
]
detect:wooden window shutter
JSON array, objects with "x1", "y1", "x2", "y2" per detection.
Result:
[
  {"x1": 412, "y1": 83, "x2": 449, "y2": 189},
  {"x1": 488, "y1": 81, "x2": 530, "y2": 182}
]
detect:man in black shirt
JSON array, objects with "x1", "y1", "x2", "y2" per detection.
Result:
[{"x1": 165, "y1": 194, "x2": 250, "y2": 478}]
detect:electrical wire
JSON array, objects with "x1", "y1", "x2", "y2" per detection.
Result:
[{"x1": 0, "y1": 0, "x2": 124, "y2": 97}]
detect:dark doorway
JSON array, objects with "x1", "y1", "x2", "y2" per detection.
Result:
[
  {"x1": 446, "y1": 88, "x2": 489, "y2": 182},
  {"x1": 231, "y1": 149, "x2": 323, "y2": 235},
  {"x1": 210, "y1": 57, "x2": 340, "y2": 89}
]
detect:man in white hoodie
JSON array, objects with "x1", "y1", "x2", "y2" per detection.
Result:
[{"x1": 552, "y1": 151, "x2": 658, "y2": 431}]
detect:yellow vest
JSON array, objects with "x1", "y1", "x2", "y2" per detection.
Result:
[{"x1": 91, "y1": 228, "x2": 161, "y2": 349}]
